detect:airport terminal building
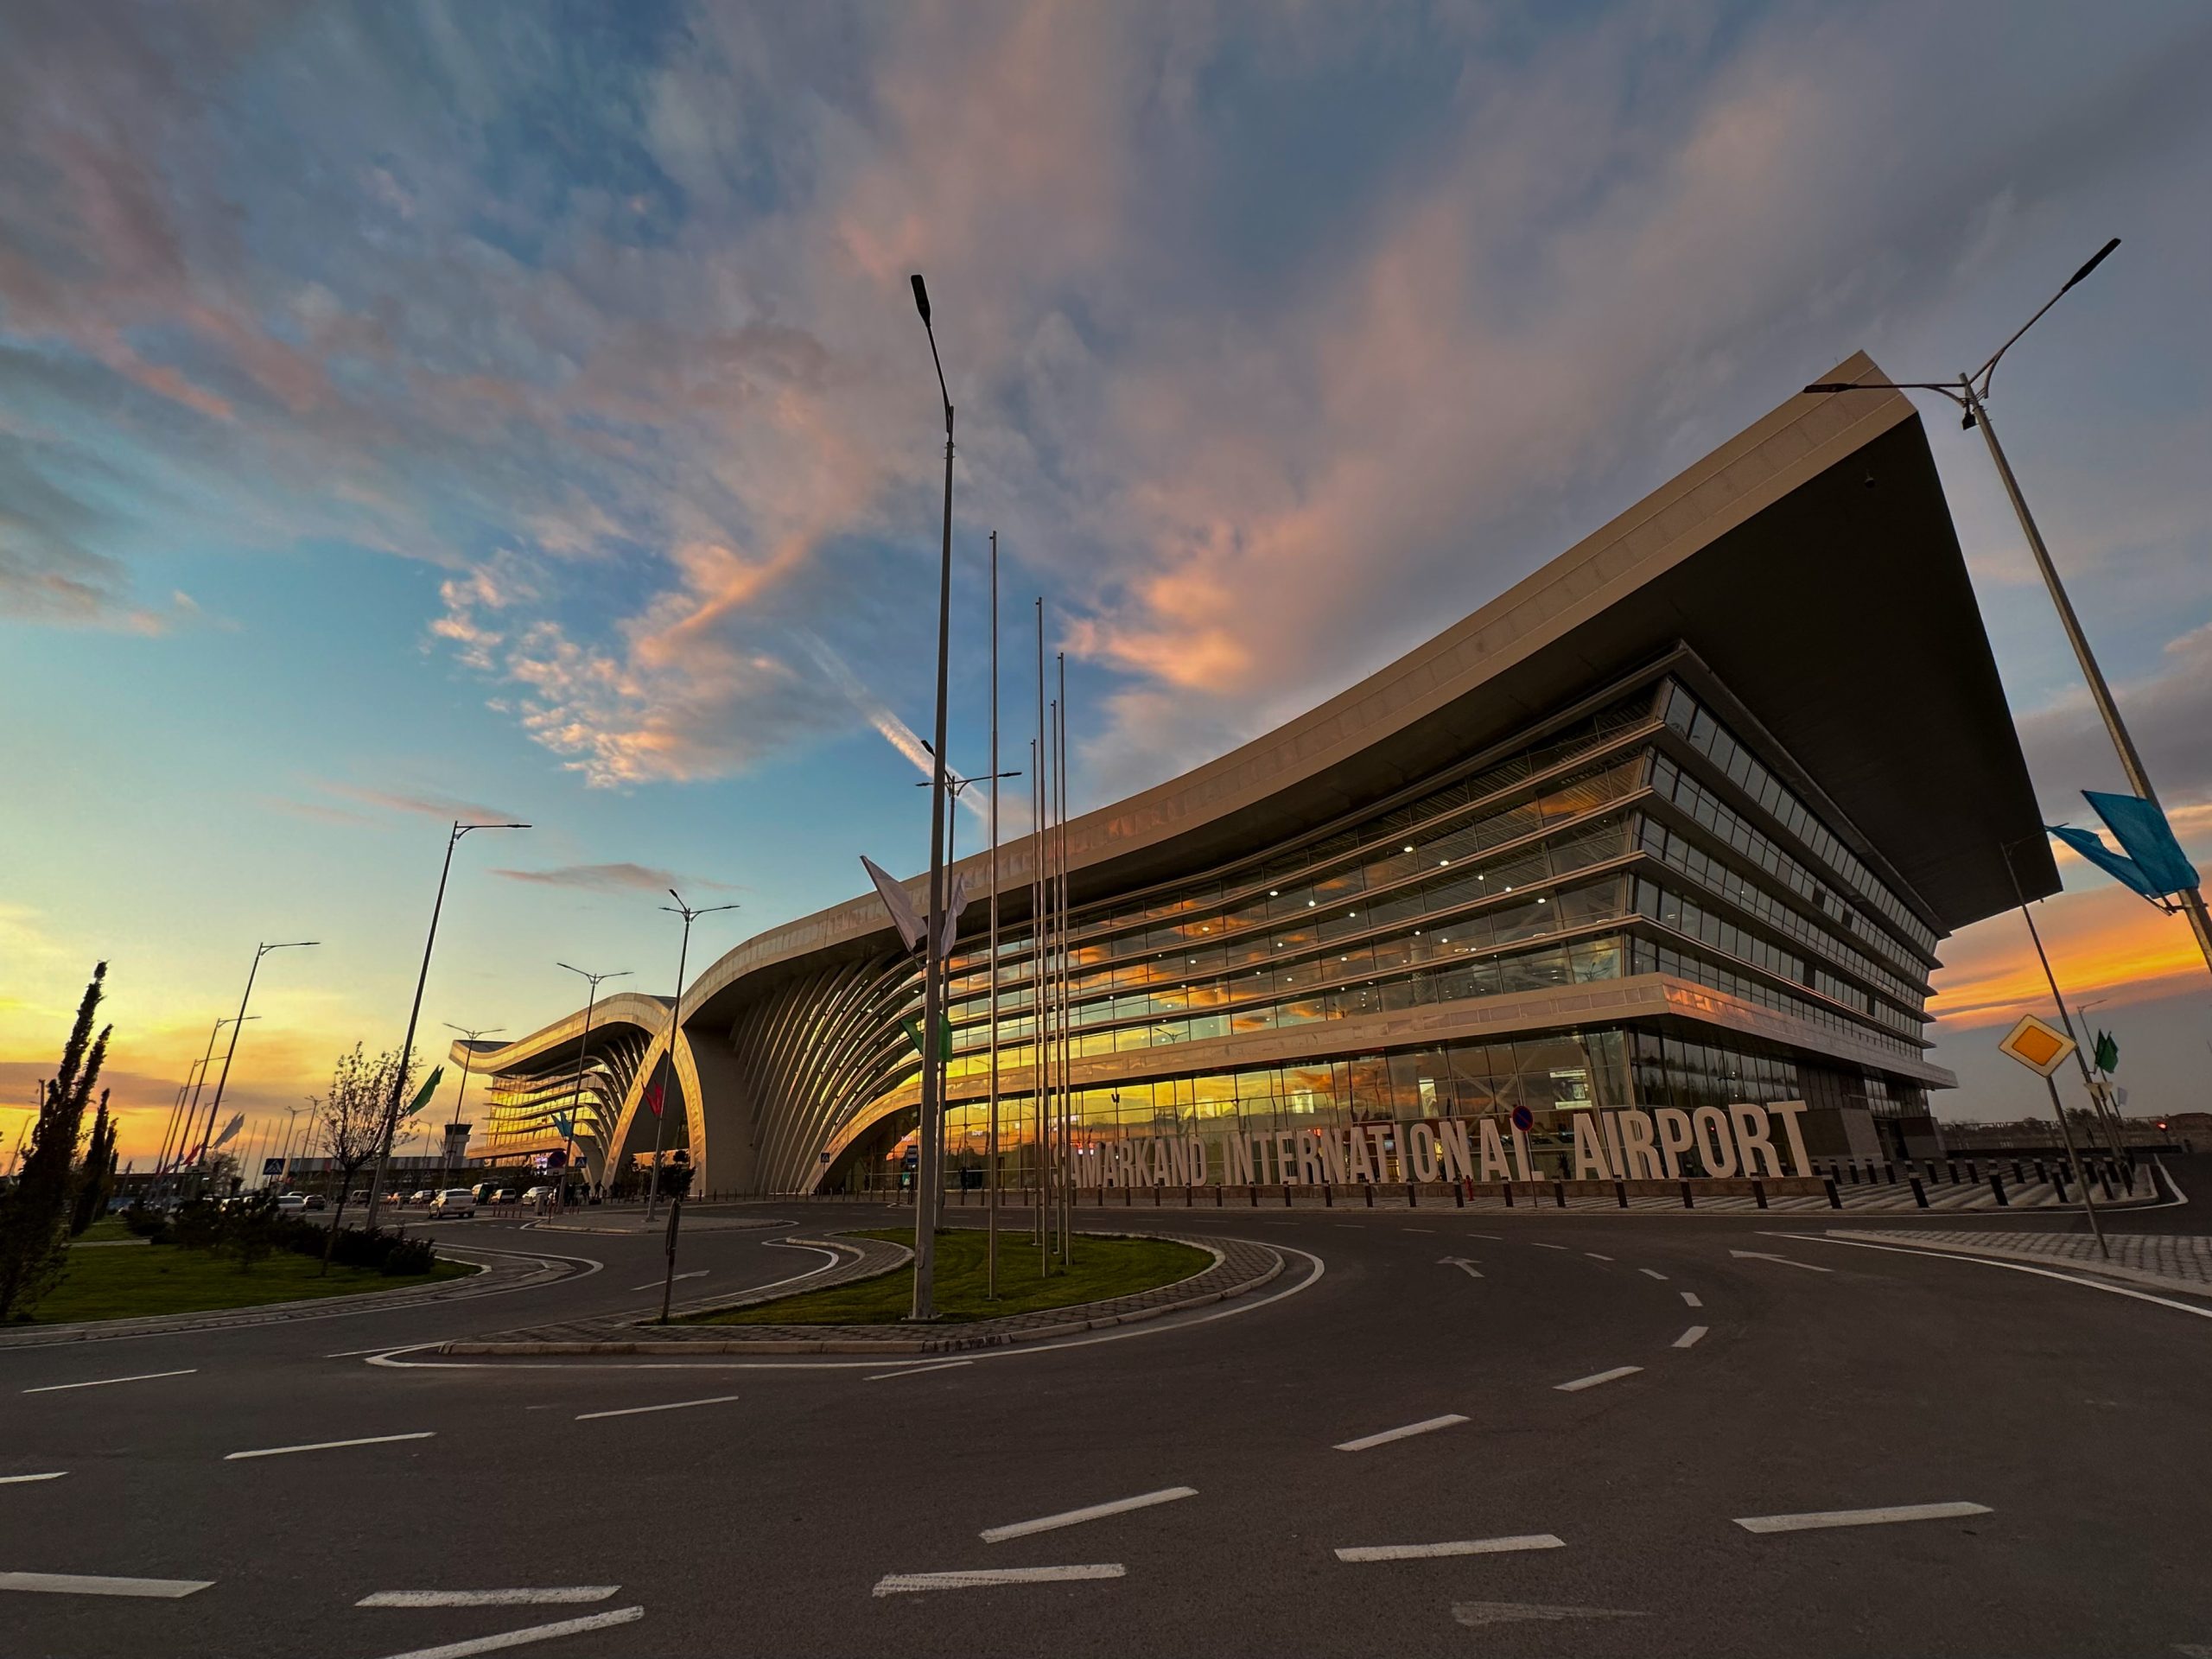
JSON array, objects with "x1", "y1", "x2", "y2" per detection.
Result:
[{"x1": 457, "y1": 357, "x2": 2057, "y2": 1196}]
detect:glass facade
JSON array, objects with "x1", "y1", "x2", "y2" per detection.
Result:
[{"x1": 818, "y1": 668, "x2": 1948, "y2": 1191}]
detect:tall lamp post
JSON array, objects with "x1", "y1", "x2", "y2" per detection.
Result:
[
  {"x1": 556, "y1": 963, "x2": 630, "y2": 1209},
  {"x1": 645, "y1": 894, "x2": 736, "y2": 1220},
  {"x1": 1804, "y1": 238, "x2": 2212, "y2": 979},
  {"x1": 362, "y1": 820, "x2": 529, "y2": 1223},
  {"x1": 438, "y1": 1022, "x2": 503, "y2": 1193},
  {"x1": 194, "y1": 942, "x2": 317, "y2": 1198},
  {"x1": 907, "y1": 270, "x2": 957, "y2": 1322}
]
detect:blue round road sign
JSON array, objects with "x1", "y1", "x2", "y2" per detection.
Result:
[{"x1": 1510, "y1": 1104, "x2": 1535, "y2": 1133}]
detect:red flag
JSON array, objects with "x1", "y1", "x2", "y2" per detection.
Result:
[{"x1": 645, "y1": 1080, "x2": 664, "y2": 1119}]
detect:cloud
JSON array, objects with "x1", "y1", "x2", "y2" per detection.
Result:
[
  {"x1": 310, "y1": 782, "x2": 523, "y2": 824},
  {"x1": 2015, "y1": 622, "x2": 2212, "y2": 817},
  {"x1": 491, "y1": 862, "x2": 741, "y2": 896}
]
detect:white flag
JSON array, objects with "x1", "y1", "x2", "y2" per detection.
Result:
[
  {"x1": 938, "y1": 870, "x2": 969, "y2": 958},
  {"x1": 861, "y1": 855, "x2": 925, "y2": 952},
  {"x1": 212, "y1": 1112, "x2": 246, "y2": 1150}
]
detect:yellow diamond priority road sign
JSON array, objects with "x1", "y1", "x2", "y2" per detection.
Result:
[{"x1": 1997, "y1": 1014, "x2": 2076, "y2": 1078}]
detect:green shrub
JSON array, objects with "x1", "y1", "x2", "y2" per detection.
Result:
[{"x1": 122, "y1": 1207, "x2": 171, "y2": 1243}]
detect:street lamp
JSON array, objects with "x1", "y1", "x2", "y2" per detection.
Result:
[
  {"x1": 645, "y1": 893, "x2": 737, "y2": 1219},
  {"x1": 193, "y1": 942, "x2": 318, "y2": 1198},
  {"x1": 908, "y1": 270, "x2": 957, "y2": 1321},
  {"x1": 362, "y1": 820, "x2": 529, "y2": 1221},
  {"x1": 439, "y1": 1022, "x2": 503, "y2": 1192},
  {"x1": 1803, "y1": 238, "x2": 2212, "y2": 979},
  {"x1": 555, "y1": 963, "x2": 631, "y2": 1209}
]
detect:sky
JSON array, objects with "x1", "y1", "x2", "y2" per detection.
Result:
[{"x1": 3, "y1": 0, "x2": 2209, "y2": 1170}]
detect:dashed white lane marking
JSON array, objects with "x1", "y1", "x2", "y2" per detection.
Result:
[
  {"x1": 626, "y1": 1270, "x2": 708, "y2": 1291},
  {"x1": 359, "y1": 1588, "x2": 620, "y2": 1607},
  {"x1": 575, "y1": 1394, "x2": 741, "y2": 1421},
  {"x1": 1336, "y1": 1534, "x2": 1564, "y2": 1562},
  {"x1": 0, "y1": 1571, "x2": 212, "y2": 1598},
  {"x1": 1531, "y1": 1243, "x2": 1571, "y2": 1252},
  {"x1": 1335, "y1": 1414, "x2": 1468, "y2": 1452},
  {"x1": 867, "y1": 1360, "x2": 973, "y2": 1382},
  {"x1": 1554, "y1": 1366, "x2": 1642, "y2": 1393},
  {"x1": 1733, "y1": 1501, "x2": 1990, "y2": 1535},
  {"x1": 22, "y1": 1369, "x2": 196, "y2": 1395},
  {"x1": 367, "y1": 1604, "x2": 645, "y2": 1657},
  {"x1": 1401, "y1": 1228, "x2": 1435, "y2": 1235},
  {"x1": 1727, "y1": 1248, "x2": 1831, "y2": 1273},
  {"x1": 0, "y1": 1473, "x2": 67, "y2": 1485},
  {"x1": 226, "y1": 1432, "x2": 435, "y2": 1461},
  {"x1": 1584, "y1": 1252, "x2": 1613, "y2": 1262},
  {"x1": 981, "y1": 1486, "x2": 1197, "y2": 1542},
  {"x1": 874, "y1": 1565, "x2": 1123, "y2": 1596},
  {"x1": 1465, "y1": 1232, "x2": 1502, "y2": 1241},
  {"x1": 1640, "y1": 1268, "x2": 1669, "y2": 1281},
  {"x1": 1673, "y1": 1325, "x2": 1709, "y2": 1350},
  {"x1": 1452, "y1": 1600, "x2": 1646, "y2": 1628},
  {"x1": 1681, "y1": 1292, "x2": 1703, "y2": 1308}
]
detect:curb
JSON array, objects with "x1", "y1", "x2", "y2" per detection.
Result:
[
  {"x1": 442, "y1": 1230, "x2": 1281, "y2": 1357},
  {"x1": 1825, "y1": 1229, "x2": 2212, "y2": 1301}
]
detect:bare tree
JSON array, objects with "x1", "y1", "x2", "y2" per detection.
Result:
[{"x1": 313, "y1": 1045, "x2": 408, "y2": 1272}]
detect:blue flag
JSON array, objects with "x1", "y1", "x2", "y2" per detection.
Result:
[{"x1": 2049, "y1": 791, "x2": 2198, "y2": 903}]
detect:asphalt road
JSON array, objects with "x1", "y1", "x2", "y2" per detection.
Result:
[{"x1": 3, "y1": 1177, "x2": 2209, "y2": 1659}]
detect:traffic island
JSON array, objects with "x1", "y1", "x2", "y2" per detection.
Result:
[{"x1": 439, "y1": 1226, "x2": 1284, "y2": 1357}]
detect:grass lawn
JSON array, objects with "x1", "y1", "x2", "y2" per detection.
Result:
[
  {"x1": 23, "y1": 1245, "x2": 475, "y2": 1325},
  {"x1": 74, "y1": 1215, "x2": 137, "y2": 1243},
  {"x1": 689, "y1": 1227, "x2": 1212, "y2": 1325}
]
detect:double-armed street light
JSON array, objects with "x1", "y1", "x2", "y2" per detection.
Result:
[
  {"x1": 1803, "y1": 238, "x2": 2212, "y2": 981},
  {"x1": 645, "y1": 895, "x2": 736, "y2": 1220},
  {"x1": 438, "y1": 1022, "x2": 503, "y2": 1192},
  {"x1": 362, "y1": 820, "x2": 529, "y2": 1222},
  {"x1": 555, "y1": 963, "x2": 630, "y2": 1208}
]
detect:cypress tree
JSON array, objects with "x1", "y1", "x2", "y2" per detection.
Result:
[
  {"x1": 0, "y1": 964, "x2": 111, "y2": 1319},
  {"x1": 69, "y1": 1091, "x2": 116, "y2": 1236}
]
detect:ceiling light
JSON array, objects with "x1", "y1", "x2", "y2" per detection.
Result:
[
  {"x1": 1268, "y1": 889, "x2": 1279, "y2": 897},
  {"x1": 1307, "y1": 899, "x2": 1317, "y2": 908},
  {"x1": 1439, "y1": 858, "x2": 1450, "y2": 867}
]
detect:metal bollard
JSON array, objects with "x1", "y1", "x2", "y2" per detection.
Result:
[
  {"x1": 1503, "y1": 1184, "x2": 1513, "y2": 1208},
  {"x1": 1908, "y1": 1176, "x2": 1927, "y2": 1209},
  {"x1": 1324, "y1": 1185, "x2": 1333, "y2": 1208},
  {"x1": 1282, "y1": 1183, "x2": 1292, "y2": 1208},
  {"x1": 1185, "y1": 1185, "x2": 1192, "y2": 1207},
  {"x1": 1824, "y1": 1177, "x2": 1840, "y2": 1208},
  {"x1": 1680, "y1": 1180, "x2": 1694, "y2": 1210},
  {"x1": 1153, "y1": 1185, "x2": 1161, "y2": 1207},
  {"x1": 1615, "y1": 1180, "x2": 1628, "y2": 1210},
  {"x1": 1553, "y1": 1181, "x2": 1567, "y2": 1210},
  {"x1": 1364, "y1": 1182, "x2": 1376, "y2": 1208},
  {"x1": 2033, "y1": 1160, "x2": 2047, "y2": 1185},
  {"x1": 1883, "y1": 1161, "x2": 1896, "y2": 1184},
  {"x1": 1753, "y1": 1179, "x2": 1768, "y2": 1211},
  {"x1": 1990, "y1": 1173, "x2": 2007, "y2": 1206},
  {"x1": 1453, "y1": 1183, "x2": 1465, "y2": 1208},
  {"x1": 2051, "y1": 1166, "x2": 2068, "y2": 1202},
  {"x1": 1214, "y1": 1185, "x2": 1224, "y2": 1208},
  {"x1": 1249, "y1": 1184, "x2": 1258, "y2": 1208},
  {"x1": 1125, "y1": 1185, "x2": 1134, "y2": 1207},
  {"x1": 1408, "y1": 1182, "x2": 1418, "y2": 1208}
]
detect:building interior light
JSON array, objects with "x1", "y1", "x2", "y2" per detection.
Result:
[
  {"x1": 1307, "y1": 899, "x2": 1317, "y2": 908},
  {"x1": 1439, "y1": 858, "x2": 1450, "y2": 867},
  {"x1": 1403, "y1": 844, "x2": 1414, "y2": 853},
  {"x1": 1348, "y1": 910, "x2": 1357, "y2": 917},
  {"x1": 1268, "y1": 889, "x2": 1279, "y2": 897}
]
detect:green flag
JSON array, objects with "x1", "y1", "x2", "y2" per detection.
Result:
[
  {"x1": 402, "y1": 1065, "x2": 444, "y2": 1119},
  {"x1": 899, "y1": 1016, "x2": 953, "y2": 1063},
  {"x1": 2094, "y1": 1031, "x2": 2119, "y2": 1074}
]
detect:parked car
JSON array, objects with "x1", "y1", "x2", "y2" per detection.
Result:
[
  {"x1": 493, "y1": 1186, "x2": 520, "y2": 1204},
  {"x1": 408, "y1": 1189, "x2": 435, "y2": 1205},
  {"x1": 273, "y1": 1193, "x2": 308, "y2": 1214},
  {"x1": 302, "y1": 1193, "x2": 327, "y2": 1211},
  {"x1": 520, "y1": 1185, "x2": 556, "y2": 1206},
  {"x1": 429, "y1": 1187, "x2": 475, "y2": 1218},
  {"x1": 470, "y1": 1182, "x2": 499, "y2": 1204}
]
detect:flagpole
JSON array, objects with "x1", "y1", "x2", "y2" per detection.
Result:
[
  {"x1": 1035, "y1": 595, "x2": 1050, "y2": 1274},
  {"x1": 987, "y1": 531, "x2": 1001, "y2": 1299},
  {"x1": 1057, "y1": 655, "x2": 1073, "y2": 1260}
]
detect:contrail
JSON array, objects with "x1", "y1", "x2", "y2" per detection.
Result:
[{"x1": 791, "y1": 630, "x2": 998, "y2": 829}]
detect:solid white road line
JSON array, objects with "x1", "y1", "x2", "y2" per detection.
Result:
[
  {"x1": 367, "y1": 1605, "x2": 645, "y2": 1658},
  {"x1": 1783, "y1": 1233, "x2": 2212, "y2": 1324},
  {"x1": 358, "y1": 1588, "x2": 619, "y2": 1607},
  {"x1": 1452, "y1": 1599, "x2": 1645, "y2": 1628},
  {"x1": 866, "y1": 1360, "x2": 974, "y2": 1382},
  {"x1": 1334, "y1": 1414, "x2": 1468, "y2": 1452},
  {"x1": 1734, "y1": 1501, "x2": 1990, "y2": 1535},
  {"x1": 1673, "y1": 1325, "x2": 1708, "y2": 1350},
  {"x1": 0, "y1": 1571, "x2": 213, "y2": 1598},
  {"x1": 1727, "y1": 1248, "x2": 1831, "y2": 1273},
  {"x1": 575, "y1": 1393, "x2": 741, "y2": 1421},
  {"x1": 874, "y1": 1565, "x2": 1123, "y2": 1596},
  {"x1": 1335, "y1": 1534, "x2": 1564, "y2": 1562},
  {"x1": 1584, "y1": 1252, "x2": 1613, "y2": 1262},
  {"x1": 626, "y1": 1270, "x2": 708, "y2": 1291},
  {"x1": 0, "y1": 1473, "x2": 67, "y2": 1485},
  {"x1": 1554, "y1": 1366, "x2": 1642, "y2": 1393},
  {"x1": 981, "y1": 1487, "x2": 1196, "y2": 1543},
  {"x1": 1681, "y1": 1292, "x2": 1703, "y2": 1308},
  {"x1": 1640, "y1": 1268, "x2": 1669, "y2": 1281},
  {"x1": 22, "y1": 1369, "x2": 196, "y2": 1395},
  {"x1": 226, "y1": 1432, "x2": 435, "y2": 1461}
]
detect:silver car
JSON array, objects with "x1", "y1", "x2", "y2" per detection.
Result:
[{"x1": 428, "y1": 1187, "x2": 476, "y2": 1219}]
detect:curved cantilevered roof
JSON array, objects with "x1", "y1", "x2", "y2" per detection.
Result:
[{"x1": 473, "y1": 353, "x2": 2054, "y2": 1073}]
